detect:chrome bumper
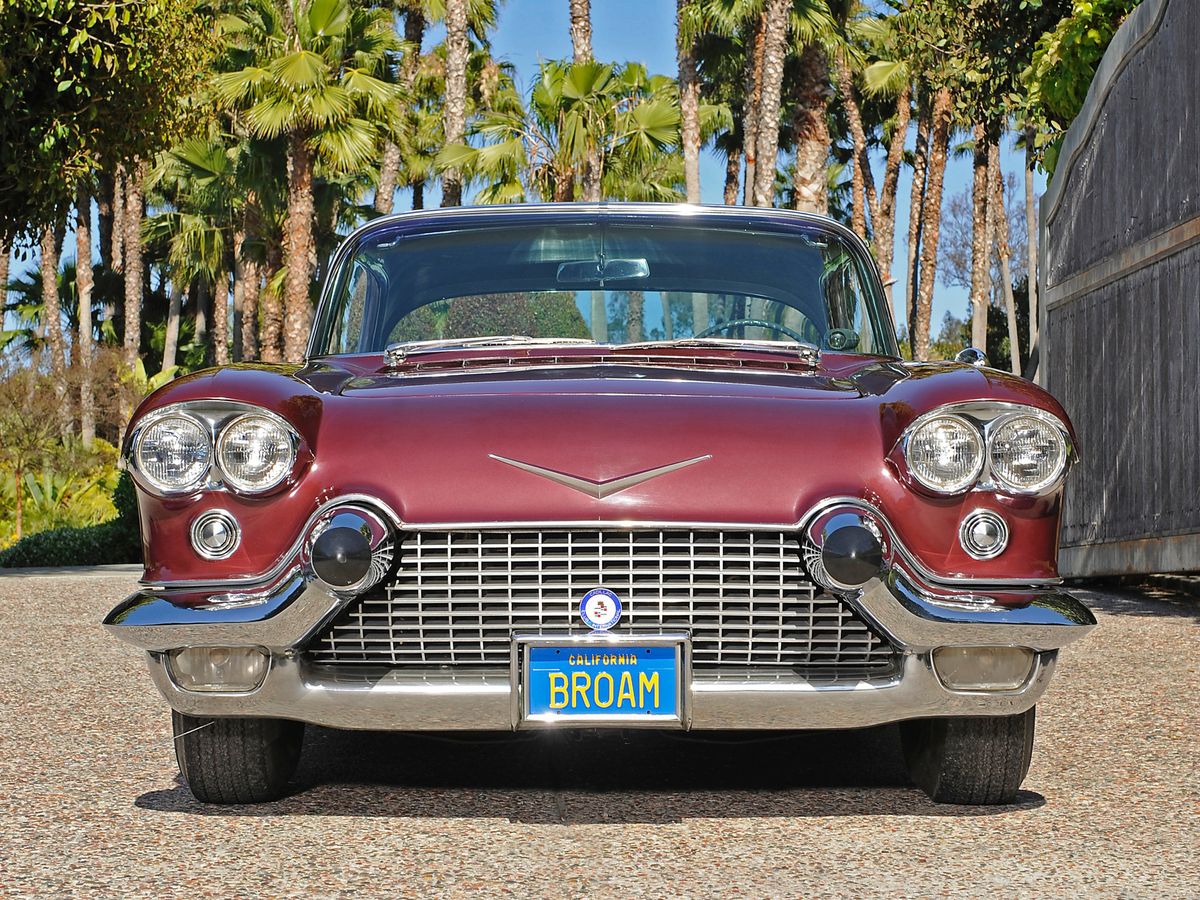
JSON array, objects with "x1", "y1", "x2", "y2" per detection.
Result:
[{"x1": 104, "y1": 570, "x2": 1096, "y2": 731}]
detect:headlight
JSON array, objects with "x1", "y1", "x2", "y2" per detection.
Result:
[
  {"x1": 135, "y1": 414, "x2": 211, "y2": 492},
  {"x1": 215, "y1": 412, "x2": 296, "y2": 493},
  {"x1": 905, "y1": 415, "x2": 984, "y2": 493},
  {"x1": 989, "y1": 415, "x2": 1067, "y2": 492}
]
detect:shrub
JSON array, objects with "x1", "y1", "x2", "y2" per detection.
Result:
[{"x1": 0, "y1": 472, "x2": 141, "y2": 568}]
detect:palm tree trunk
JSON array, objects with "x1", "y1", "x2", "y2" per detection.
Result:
[
  {"x1": 627, "y1": 291, "x2": 644, "y2": 342},
  {"x1": 412, "y1": 181, "x2": 425, "y2": 210},
  {"x1": 969, "y1": 124, "x2": 991, "y2": 352},
  {"x1": 123, "y1": 157, "x2": 147, "y2": 367},
  {"x1": 691, "y1": 295, "x2": 709, "y2": 335},
  {"x1": 0, "y1": 238, "x2": 9, "y2": 307},
  {"x1": 260, "y1": 241, "x2": 284, "y2": 363},
  {"x1": 989, "y1": 142, "x2": 1020, "y2": 374},
  {"x1": 905, "y1": 98, "x2": 930, "y2": 357},
  {"x1": 876, "y1": 85, "x2": 911, "y2": 307},
  {"x1": 836, "y1": 51, "x2": 879, "y2": 240},
  {"x1": 790, "y1": 43, "x2": 830, "y2": 215},
  {"x1": 376, "y1": 142, "x2": 402, "y2": 216},
  {"x1": 235, "y1": 225, "x2": 260, "y2": 362},
  {"x1": 723, "y1": 146, "x2": 741, "y2": 205},
  {"x1": 96, "y1": 171, "x2": 114, "y2": 271},
  {"x1": 111, "y1": 164, "x2": 125, "y2": 277},
  {"x1": 677, "y1": 0, "x2": 702, "y2": 203},
  {"x1": 195, "y1": 278, "x2": 210, "y2": 363},
  {"x1": 1024, "y1": 124, "x2": 1039, "y2": 365},
  {"x1": 569, "y1": 0, "x2": 592, "y2": 62},
  {"x1": 76, "y1": 185, "x2": 95, "y2": 447},
  {"x1": 913, "y1": 87, "x2": 951, "y2": 361},
  {"x1": 441, "y1": 0, "x2": 470, "y2": 207},
  {"x1": 850, "y1": 145, "x2": 866, "y2": 238},
  {"x1": 162, "y1": 280, "x2": 183, "y2": 371},
  {"x1": 283, "y1": 133, "x2": 316, "y2": 362},
  {"x1": 750, "y1": 0, "x2": 790, "y2": 208},
  {"x1": 590, "y1": 292, "x2": 607, "y2": 341},
  {"x1": 40, "y1": 223, "x2": 69, "y2": 429},
  {"x1": 741, "y1": 11, "x2": 766, "y2": 205},
  {"x1": 213, "y1": 271, "x2": 230, "y2": 366}
]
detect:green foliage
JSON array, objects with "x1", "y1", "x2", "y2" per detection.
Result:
[
  {"x1": 0, "y1": 515, "x2": 141, "y2": 567},
  {"x1": 1023, "y1": 0, "x2": 1142, "y2": 171},
  {"x1": 0, "y1": 0, "x2": 214, "y2": 243}
]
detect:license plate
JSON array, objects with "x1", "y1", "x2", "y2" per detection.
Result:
[{"x1": 520, "y1": 638, "x2": 684, "y2": 724}]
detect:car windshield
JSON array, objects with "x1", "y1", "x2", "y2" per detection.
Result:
[{"x1": 314, "y1": 220, "x2": 897, "y2": 357}]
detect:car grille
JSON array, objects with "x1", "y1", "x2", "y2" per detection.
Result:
[{"x1": 308, "y1": 529, "x2": 895, "y2": 673}]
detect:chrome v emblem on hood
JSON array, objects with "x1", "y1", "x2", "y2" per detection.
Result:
[{"x1": 488, "y1": 454, "x2": 712, "y2": 499}]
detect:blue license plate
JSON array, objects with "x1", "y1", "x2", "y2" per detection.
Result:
[{"x1": 525, "y1": 644, "x2": 679, "y2": 720}]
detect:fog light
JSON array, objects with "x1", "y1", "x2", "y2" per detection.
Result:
[
  {"x1": 168, "y1": 647, "x2": 268, "y2": 692},
  {"x1": 959, "y1": 509, "x2": 1008, "y2": 560},
  {"x1": 190, "y1": 509, "x2": 240, "y2": 560},
  {"x1": 933, "y1": 646, "x2": 1034, "y2": 691}
]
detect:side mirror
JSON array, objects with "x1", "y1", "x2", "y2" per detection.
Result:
[{"x1": 955, "y1": 347, "x2": 988, "y2": 367}]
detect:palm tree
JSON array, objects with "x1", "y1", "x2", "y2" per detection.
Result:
[
  {"x1": 677, "y1": 0, "x2": 703, "y2": 202},
  {"x1": 376, "y1": 1, "x2": 427, "y2": 215},
  {"x1": 75, "y1": 185, "x2": 96, "y2": 446},
  {"x1": 442, "y1": 61, "x2": 680, "y2": 205},
  {"x1": 913, "y1": 85, "x2": 951, "y2": 361},
  {"x1": 569, "y1": 0, "x2": 592, "y2": 63},
  {"x1": 123, "y1": 158, "x2": 148, "y2": 368},
  {"x1": 216, "y1": 0, "x2": 402, "y2": 361},
  {"x1": 968, "y1": 123, "x2": 991, "y2": 351},
  {"x1": 749, "y1": 0, "x2": 789, "y2": 207},
  {"x1": 441, "y1": 0, "x2": 470, "y2": 206},
  {"x1": 989, "y1": 141, "x2": 1020, "y2": 373}
]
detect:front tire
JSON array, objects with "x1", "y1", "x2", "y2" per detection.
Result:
[
  {"x1": 901, "y1": 708, "x2": 1036, "y2": 805},
  {"x1": 173, "y1": 711, "x2": 304, "y2": 804}
]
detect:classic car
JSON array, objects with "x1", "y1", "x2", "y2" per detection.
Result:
[{"x1": 105, "y1": 203, "x2": 1095, "y2": 805}]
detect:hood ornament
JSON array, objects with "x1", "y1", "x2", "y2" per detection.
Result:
[{"x1": 489, "y1": 454, "x2": 711, "y2": 499}]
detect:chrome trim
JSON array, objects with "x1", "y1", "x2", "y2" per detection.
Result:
[
  {"x1": 104, "y1": 575, "x2": 349, "y2": 653},
  {"x1": 954, "y1": 347, "x2": 989, "y2": 367},
  {"x1": 896, "y1": 402, "x2": 1076, "y2": 498},
  {"x1": 140, "y1": 649, "x2": 1060, "y2": 731},
  {"x1": 958, "y1": 509, "x2": 1009, "y2": 561},
  {"x1": 510, "y1": 632, "x2": 691, "y2": 729},
  {"x1": 846, "y1": 571, "x2": 1095, "y2": 653},
  {"x1": 487, "y1": 454, "x2": 712, "y2": 500},
  {"x1": 189, "y1": 509, "x2": 241, "y2": 561}
]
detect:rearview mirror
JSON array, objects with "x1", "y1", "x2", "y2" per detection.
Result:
[{"x1": 556, "y1": 258, "x2": 650, "y2": 285}]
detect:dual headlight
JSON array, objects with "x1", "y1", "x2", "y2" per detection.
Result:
[
  {"x1": 133, "y1": 406, "x2": 299, "y2": 495},
  {"x1": 903, "y1": 407, "x2": 1070, "y2": 495}
]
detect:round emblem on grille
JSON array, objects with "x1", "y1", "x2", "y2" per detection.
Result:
[{"x1": 580, "y1": 588, "x2": 622, "y2": 632}]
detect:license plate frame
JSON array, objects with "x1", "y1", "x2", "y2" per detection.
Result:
[{"x1": 512, "y1": 632, "x2": 690, "y2": 728}]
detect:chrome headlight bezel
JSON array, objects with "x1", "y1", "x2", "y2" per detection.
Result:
[
  {"x1": 897, "y1": 403, "x2": 1074, "y2": 497},
  {"x1": 214, "y1": 410, "x2": 301, "y2": 494},
  {"x1": 127, "y1": 401, "x2": 304, "y2": 498},
  {"x1": 129, "y1": 408, "x2": 214, "y2": 495},
  {"x1": 987, "y1": 413, "x2": 1070, "y2": 494},
  {"x1": 902, "y1": 413, "x2": 986, "y2": 494}
]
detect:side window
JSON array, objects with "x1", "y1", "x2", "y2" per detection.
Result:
[{"x1": 332, "y1": 262, "x2": 378, "y2": 353}]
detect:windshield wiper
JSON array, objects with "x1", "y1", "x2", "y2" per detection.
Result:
[
  {"x1": 385, "y1": 336, "x2": 596, "y2": 364},
  {"x1": 616, "y1": 337, "x2": 820, "y2": 364}
]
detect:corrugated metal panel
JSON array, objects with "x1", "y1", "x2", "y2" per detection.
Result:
[{"x1": 1041, "y1": 0, "x2": 1200, "y2": 576}]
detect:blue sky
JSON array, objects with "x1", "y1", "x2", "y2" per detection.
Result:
[{"x1": 16, "y1": 0, "x2": 1045, "y2": 337}]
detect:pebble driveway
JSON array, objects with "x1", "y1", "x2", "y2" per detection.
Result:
[{"x1": 0, "y1": 572, "x2": 1195, "y2": 898}]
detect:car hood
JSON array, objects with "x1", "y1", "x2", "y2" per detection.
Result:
[{"x1": 131, "y1": 353, "x2": 1070, "y2": 584}]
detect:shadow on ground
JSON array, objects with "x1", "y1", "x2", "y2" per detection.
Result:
[
  {"x1": 1072, "y1": 579, "x2": 1200, "y2": 622},
  {"x1": 135, "y1": 725, "x2": 1044, "y2": 822}
]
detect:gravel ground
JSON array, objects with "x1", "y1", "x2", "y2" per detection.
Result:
[{"x1": 0, "y1": 573, "x2": 1196, "y2": 898}]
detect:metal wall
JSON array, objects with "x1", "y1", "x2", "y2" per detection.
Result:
[{"x1": 1040, "y1": 0, "x2": 1200, "y2": 576}]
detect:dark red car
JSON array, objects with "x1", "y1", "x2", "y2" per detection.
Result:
[{"x1": 106, "y1": 204, "x2": 1094, "y2": 805}]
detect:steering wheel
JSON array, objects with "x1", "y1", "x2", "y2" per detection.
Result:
[{"x1": 694, "y1": 318, "x2": 810, "y2": 344}]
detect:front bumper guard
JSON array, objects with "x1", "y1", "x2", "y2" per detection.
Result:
[{"x1": 104, "y1": 569, "x2": 1095, "y2": 731}]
